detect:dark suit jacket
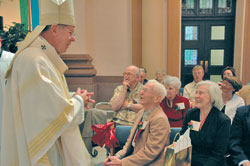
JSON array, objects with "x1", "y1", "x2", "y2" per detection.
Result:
[
  {"x1": 180, "y1": 107, "x2": 231, "y2": 166},
  {"x1": 228, "y1": 105, "x2": 250, "y2": 165},
  {"x1": 117, "y1": 106, "x2": 170, "y2": 166}
]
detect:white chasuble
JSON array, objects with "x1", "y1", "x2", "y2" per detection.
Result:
[
  {"x1": 0, "y1": 50, "x2": 14, "y2": 160},
  {"x1": 1, "y1": 36, "x2": 90, "y2": 166}
]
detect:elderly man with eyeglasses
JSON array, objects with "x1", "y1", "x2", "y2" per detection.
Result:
[
  {"x1": 110, "y1": 65, "x2": 144, "y2": 126},
  {"x1": 104, "y1": 80, "x2": 170, "y2": 166},
  {"x1": 81, "y1": 65, "x2": 143, "y2": 155}
]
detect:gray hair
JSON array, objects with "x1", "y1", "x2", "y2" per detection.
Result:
[
  {"x1": 196, "y1": 80, "x2": 224, "y2": 110},
  {"x1": 147, "y1": 79, "x2": 167, "y2": 102},
  {"x1": 140, "y1": 67, "x2": 147, "y2": 74},
  {"x1": 127, "y1": 65, "x2": 140, "y2": 75},
  {"x1": 155, "y1": 69, "x2": 165, "y2": 75},
  {"x1": 163, "y1": 76, "x2": 181, "y2": 90}
]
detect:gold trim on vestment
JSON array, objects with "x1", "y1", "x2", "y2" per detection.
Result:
[
  {"x1": 28, "y1": 103, "x2": 73, "y2": 159},
  {"x1": 38, "y1": 154, "x2": 51, "y2": 165}
]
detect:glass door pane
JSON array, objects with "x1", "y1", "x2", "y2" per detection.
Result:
[
  {"x1": 218, "y1": 0, "x2": 232, "y2": 14},
  {"x1": 185, "y1": 26, "x2": 198, "y2": 40},
  {"x1": 184, "y1": 49, "x2": 198, "y2": 65},
  {"x1": 211, "y1": 26, "x2": 225, "y2": 40},
  {"x1": 210, "y1": 49, "x2": 224, "y2": 66},
  {"x1": 199, "y1": 0, "x2": 213, "y2": 15},
  {"x1": 182, "y1": 0, "x2": 195, "y2": 15},
  {"x1": 210, "y1": 75, "x2": 221, "y2": 82}
]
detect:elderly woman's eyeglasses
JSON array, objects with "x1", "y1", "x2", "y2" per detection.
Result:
[{"x1": 222, "y1": 82, "x2": 232, "y2": 87}]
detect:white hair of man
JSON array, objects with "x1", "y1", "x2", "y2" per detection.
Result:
[
  {"x1": 147, "y1": 79, "x2": 167, "y2": 102},
  {"x1": 128, "y1": 65, "x2": 140, "y2": 75},
  {"x1": 196, "y1": 80, "x2": 224, "y2": 110},
  {"x1": 163, "y1": 76, "x2": 181, "y2": 90}
]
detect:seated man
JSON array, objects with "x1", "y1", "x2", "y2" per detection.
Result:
[
  {"x1": 139, "y1": 67, "x2": 148, "y2": 85},
  {"x1": 82, "y1": 65, "x2": 143, "y2": 154},
  {"x1": 104, "y1": 80, "x2": 170, "y2": 166},
  {"x1": 183, "y1": 65, "x2": 204, "y2": 107},
  {"x1": 110, "y1": 65, "x2": 143, "y2": 126},
  {"x1": 228, "y1": 105, "x2": 250, "y2": 166}
]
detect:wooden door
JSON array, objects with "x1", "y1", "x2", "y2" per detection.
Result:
[{"x1": 181, "y1": 0, "x2": 236, "y2": 86}]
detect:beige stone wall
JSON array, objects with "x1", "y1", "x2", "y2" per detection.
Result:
[
  {"x1": 1, "y1": 0, "x2": 249, "y2": 84},
  {"x1": 84, "y1": 0, "x2": 132, "y2": 76},
  {"x1": 66, "y1": 0, "x2": 88, "y2": 55},
  {"x1": 142, "y1": 0, "x2": 164, "y2": 79},
  {"x1": 0, "y1": 0, "x2": 21, "y2": 28},
  {"x1": 234, "y1": 0, "x2": 245, "y2": 81}
]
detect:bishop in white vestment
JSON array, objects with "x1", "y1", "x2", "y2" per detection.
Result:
[{"x1": 1, "y1": 0, "x2": 91, "y2": 165}]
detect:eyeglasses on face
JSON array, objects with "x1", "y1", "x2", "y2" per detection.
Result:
[
  {"x1": 193, "y1": 71, "x2": 203, "y2": 75},
  {"x1": 221, "y1": 82, "x2": 232, "y2": 87},
  {"x1": 142, "y1": 87, "x2": 152, "y2": 93},
  {"x1": 64, "y1": 28, "x2": 76, "y2": 38},
  {"x1": 123, "y1": 72, "x2": 136, "y2": 76}
]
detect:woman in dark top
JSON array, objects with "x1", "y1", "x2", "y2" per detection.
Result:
[
  {"x1": 160, "y1": 76, "x2": 190, "y2": 127},
  {"x1": 221, "y1": 66, "x2": 236, "y2": 80},
  {"x1": 180, "y1": 80, "x2": 231, "y2": 166}
]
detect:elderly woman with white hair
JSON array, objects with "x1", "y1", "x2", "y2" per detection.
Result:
[
  {"x1": 160, "y1": 76, "x2": 190, "y2": 127},
  {"x1": 180, "y1": 81, "x2": 231, "y2": 166}
]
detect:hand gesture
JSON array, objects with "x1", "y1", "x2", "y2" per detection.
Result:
[
  {"x1": 74, "y1": 88, "x2": 95, "y2": 109},
  {"x1": 104, "y1": 156, "x2": 121, "y2": 166},
  {"x1": 243, "y1": 161, "x2": 250, "y2": 166},
  {"x1": 121, "y1": 100, "x2": 129, "y2": 110},
  {"x1": 122, "y1": 78, "x2": 130, "y2": 91}
]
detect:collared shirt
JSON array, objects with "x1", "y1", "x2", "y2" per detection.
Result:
[
  {"x1": 183, "y1": 81, "x2": 197, "y2": 102},
  {"x1": 131, "y1": 106, "x2": 157, "y2": 147},
  {"x1": 142, "y1": 106, "x2": 156, "y2": 121},
  {"x1": 224, "y1": 94, "x2": 245, "y2": 122},
  {"x1": 110, "y1": 83, "x2": 143, "y2": 126}
]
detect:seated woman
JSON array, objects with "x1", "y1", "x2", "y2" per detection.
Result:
[
  {"x1": 155, "y1": 70, "x2": 165, "y2": 84},
  {"x1": 160, "y1": 76, "x2": 190, "y2": 127},
  {"x1": 180, "y1": 80, "x2": 231, "y2": 166},
  {"x1": 221, "y1": 76, "x2": 245, "y2": 121},
  {"x1": 221, "y1": 66, "x2": 236, "y2": 79},
  {"x1": 218, "y1": 66, "x2": 236, "y2": 86}
]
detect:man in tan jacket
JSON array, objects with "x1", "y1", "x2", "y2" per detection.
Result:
[{"x1": 104, "y1": 80, "x2": 170, "y2": 166}]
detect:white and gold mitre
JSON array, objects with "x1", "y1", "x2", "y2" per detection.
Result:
[{"x1": 39, "y1": 0, "x2": 75, "y2": 26}]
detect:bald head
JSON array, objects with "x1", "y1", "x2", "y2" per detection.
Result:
[
  {"x1": 126, "y1": 65, "x2": 139, "y2": 74},
  {"x1": 123, "y1": 65, "x2": 140, "y2": 87}
]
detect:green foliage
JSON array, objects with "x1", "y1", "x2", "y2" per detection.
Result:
[{"x1": 0, "y1": 22, "x2": 29, "y2": 53}]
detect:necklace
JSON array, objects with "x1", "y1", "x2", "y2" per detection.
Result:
[{"x1": 166, "y1": 99, "x2": 173, "y2": 108}]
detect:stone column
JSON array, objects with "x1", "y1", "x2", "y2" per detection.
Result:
[{"x1": 61, "y1": 54, "x2": 97, "y2": 102}]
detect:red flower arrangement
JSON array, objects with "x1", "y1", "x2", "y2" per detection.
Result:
[{"x1": 91, "y1": 122, "x2": 120, "y2": 148}]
